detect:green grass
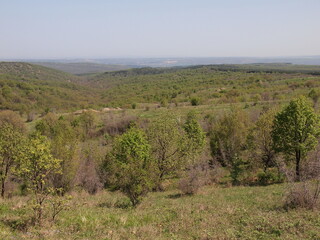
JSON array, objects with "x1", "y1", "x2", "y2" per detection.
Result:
[{"x1": 1, "y1": 184, "x2": 319, "y2": 239}]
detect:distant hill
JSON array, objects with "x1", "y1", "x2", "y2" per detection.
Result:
[
  {"x1": 0, "y1": 62, "x2": 103, "y2": 113},
  {"x1": 0, "y1": 62, "x2": 77, "y2": 82},
  {"x1": 33, "y1": 62, "x2": 130, "y2": 75}
]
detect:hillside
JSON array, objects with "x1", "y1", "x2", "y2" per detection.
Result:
[
  {"x1": 88, "y1": 64, "x2": 320, "y2": 108},
  {"x1": 0, "y1": 62, "x2": 104, "y2": 114},
  {"x1": 33, "y1": 62, "x2": 130, "y2": 75},
  {"x1": 1, "y1": 62, "x2": 320, "y2": 115}
]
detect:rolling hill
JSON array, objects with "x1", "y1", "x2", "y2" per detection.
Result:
[
  {"x1": 33, "y1": 62, "x2": 130, "y2": 75},
  {"x1": 0, "y1": 62, "x2": 104, "y2": 114}
]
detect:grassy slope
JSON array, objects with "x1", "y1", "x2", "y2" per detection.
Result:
[{"x1": 1, "y1": 184, "x2": 319, "y2": 240}]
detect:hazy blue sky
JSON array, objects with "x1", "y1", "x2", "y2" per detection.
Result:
[{"x1": 1, "y1": 0, "x2": 320, "y2": 59}]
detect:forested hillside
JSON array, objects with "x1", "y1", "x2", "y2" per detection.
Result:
[
  {"x1": 2, "y1": 62, "x2": 320, "y2": 114},
  {"x1": 0, "y1": 62, "x2": 104, "y2": 114}
]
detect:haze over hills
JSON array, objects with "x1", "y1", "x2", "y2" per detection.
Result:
[
  {"x1": 1, "y1": 56, "x2": 318, "y2": 74},
  {"x1": 1, "y1": 56, "x2": 320, "y2": 76},
  {"x1": 91, "y1": 56, "x2": 320, "y2": 67}
]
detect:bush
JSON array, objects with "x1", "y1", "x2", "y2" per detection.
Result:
[
  {"x1": 257, "y1": 168, "x2": 284, "y2": 186},
  {"x1": 75, "y1": 144, "x2": 103, "y2": 195},
  {"x1": 108, "y1": 127, "x2": 154, "y2": 206},
  {"x1": 190, "y1": 97, "x2": 201, "y2": 106},
  {"x1": 179, "y1": 162, "x2": 210, "y2": 195},
  {"x1": 229, "y1": 156, "x2": 248, "y2": 186},
  {"x1": 285, "y1": 180, "x2": 320, "y2": 210}
]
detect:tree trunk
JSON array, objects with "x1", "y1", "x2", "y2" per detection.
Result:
[
  {"x1": 1, "y1": 179, "x2": 5, "y2": 198},
  {"x1": 295, "y1": 150, "x2": 301, "y2": 182}
]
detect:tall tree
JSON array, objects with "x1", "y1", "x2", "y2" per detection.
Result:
[{"x1": 272, "y1": 96, "x2": 320, "y2": 181}]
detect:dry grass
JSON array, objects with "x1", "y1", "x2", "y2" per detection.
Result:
[{"x1": 0, "y1": 184, "x2": 320, "y2": 239}]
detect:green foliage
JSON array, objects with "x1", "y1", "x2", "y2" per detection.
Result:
[
  {"x1": 257, "y1": 168, "x2": 284, "y2": 186},
  {"x1": 148, "y1": 114, "x2": 188, "y2": 189},
  {"x1": 78, "y1": 111, "x2": 97, "y2": 139},
  {"x1": 183, "y1": 111, "x2": 206, "y2": 162},
  {"x1": 229, "y1": 155, "x2": 248, "y2": 186},
  {"x1": 190, "y1": 97, "x2": 201, "y2": 106},
  {"x1": 36, "y1": 113, "x2": 79, "y2": 192},
  {"x1": 272, "y1": 96, "x2": 320, "y2": 180},
  {"x1": 0, "y1": 123, "x2": 25, "y2": 197},
  {"x1": 247, "y1": 108, "x2": 277, "y2": 171},
  {"x1": 210, "y1": 108, "x2": 250, "y2": 167},
  {"x1": 308, "y1": 89, "x2": 320, "y2": 106},
  {"x1": 0, "y1": 62, "x2": 103, "y2": 113},
  {"x1": 0, "y1": 110, "x2": 25, "y2": 132},
  {"x1": 109, "y1": 127, "x2": 154, "y2": 206},
  {"x1": 16, "y1": 133, "x2": 61, "y2": 224}
]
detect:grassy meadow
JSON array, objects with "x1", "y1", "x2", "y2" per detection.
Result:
[{"x1": 1, "y1": 183, "x2": 320, "y2": 240}]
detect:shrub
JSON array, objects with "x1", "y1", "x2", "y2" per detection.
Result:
[
  {"x1": 229, "y1": 156, "x2": 248, "y2": 186},
  {"x1": 190, "y1": 97, "x2": 201, "y2": 106},
  {"x1": 109, "y1": 127, "x2": 154, "y2": 206},
  {"x1": 75, "y1": 143, "x2": 103, "y2": 195},
  {"x1": 285, "y1": 180, "x2": 320, "y2": 210},
  {"x1": 179, "y1": 162, "x2": 210, "y2": 195},
  {"x1": 257, "y1": 168, "x2": 284, "y2": 186},
  {"x1": 101, "y1": 113, "x2": 137, "y2": 137},
  {"x1": 148, "y1": 114, "x2": 188, "y2": 190},
  {"x1": 16, "y1": 133, "x2": 61, "y2": 225}
]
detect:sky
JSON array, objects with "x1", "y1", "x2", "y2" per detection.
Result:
[{"x1": 1, "y1": 0, "x2": 320, "y2": 59}]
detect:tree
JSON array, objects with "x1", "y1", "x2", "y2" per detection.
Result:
[
  {"x1": 36, "y1": 113, "x2": 79, "y2": 193},
  {"x1": 210, "y1": 108, "x2": 250, "y2": 167},
  {"x1": 0, "y1": 123, "x2": 24, "y2": 198},
  {"x1": 272, "y1": 96, "x2": 320, "y2": 181},
  {"x1": 210, "y1": 108, "x2": 250, "y2": 185},
  {"x1": 109, "y1": 127, "x2": 153, "y2": 206},
  {"x1": 0, "y1": 110, "x2": 25, "y2": 132},
  {"x1": 17, "y1": 133, "x2": 61, "y2": 224},
  {"x1": 148, "y1": 114, "x2": 188, "y2": 189},
  {"x1": 183, "y1": 111, "x2": 206, "y2": 162},
  {"x1": 247, "y1": 108, "x2": 277, "y2": 171}
]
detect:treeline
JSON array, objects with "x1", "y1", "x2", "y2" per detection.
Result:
[{"x1": 1, "y1": 95, "x2": 320, "y2": 224}]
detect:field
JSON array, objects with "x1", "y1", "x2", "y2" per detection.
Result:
[{"x1": 1, "y1": 184, "x2": 319, "y2": 240}]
